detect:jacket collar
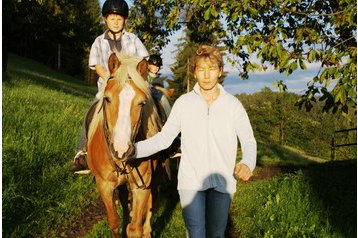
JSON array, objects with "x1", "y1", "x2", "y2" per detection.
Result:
[
  {"x1": 193, "y1": 82, "x2": 225, "y2": 98},
  {"x1": 104, "y1": 29, "x2": 127, "y2": 40}
]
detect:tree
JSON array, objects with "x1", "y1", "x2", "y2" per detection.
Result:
[
  {"x1": 168, "y1": 37, "x2": 198, "y2": 100},
  {"x1": 130, "y1": 0, "x2": 356, "y2": 114},
  {"x1": 222, "y1": 0, "x2": 356, "y2": 114},
  {"x1": 168, "y1": 28, "x2": 227, "y2": 101},
  {"x1": 4, "y1": 0, "x2": 102, "y2": 76},
  {"x1": 237, "y1": 89, "x2": 356, "y2": 159},
  {"x1": 128, "y1": 0, "x2": 183, "y2": 53}
]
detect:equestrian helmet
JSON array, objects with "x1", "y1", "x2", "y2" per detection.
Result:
[
  {"x1": 102, "y1": 0, "x2": 129, "y2": 17},
  {"x1": 148, "y1": 55, "x2": 163, "y2": 67}
]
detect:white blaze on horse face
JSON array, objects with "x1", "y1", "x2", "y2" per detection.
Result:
[{"x1": 113, "y1": 83, "x2": 135, "y2": 158}]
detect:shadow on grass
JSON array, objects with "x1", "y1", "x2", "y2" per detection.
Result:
[
  {"x1": 304, "y1": 160, "x2": 357, "y2": 237},
  {"x1": 4, "y1": 54, "x2": 96, "y2": 99},
  {"x1": 151, "y1": 168, "x2": 180, "y2": 237},
  {"x1": 257, "y1": 140, "x2": 356, "y2": 237},
  {"x1": 256, "y1": 141, "x2": 320, "y2": 166}
]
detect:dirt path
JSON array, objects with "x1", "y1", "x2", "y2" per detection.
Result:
[
  {"x1": 60, "y1": 202, "x2": 106, "y2": 238},
  {"x1": 63, "y1": 165, "x2": 296, "y2": 237}
]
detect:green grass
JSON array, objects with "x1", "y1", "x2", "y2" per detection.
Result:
[
  {"x1": 3, "y1": 54, "x2": 356, "y2": 237},
  {"x1": 255, "y1": 141, "x2": 326, "y2": 166},
  {"x1": 3, "y1": 54, "x2": 98, "y2": 237},
  {"x1": 230, "y1": 160, "x2": 356, "y2": 238}
]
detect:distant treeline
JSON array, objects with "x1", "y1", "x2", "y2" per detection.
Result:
[
  {"x1": 3, "y1": 0, "x2": 103, "y2": 77},
  {"x1": 237, "y1": 88, "x2": 357, "y2": 160}
]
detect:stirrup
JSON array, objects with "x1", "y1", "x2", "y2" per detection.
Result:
[
  {"x1": 170, "y1": 152, "x2": 182, "y2": 159},
  {"x1": 71, "y1": 150, "x2": 90, "y2": 174},
  {"x1": 74, "y1": 169, "x2": 91, "y2": 175},
  {"x1": 73, "y1": 150, "x2": 87, "y2": 163}
]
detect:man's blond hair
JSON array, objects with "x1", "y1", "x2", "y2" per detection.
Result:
[{"x1": 190, "y1": 45, "x2": 224, "y2": 74}]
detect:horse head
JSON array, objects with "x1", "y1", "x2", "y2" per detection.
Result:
[
  {"x1": 102, "y1": 52, "x2": 149, "y2": 161},
  {"x1": 86, "y1": 52, "x2": 167, "y2": 238}
]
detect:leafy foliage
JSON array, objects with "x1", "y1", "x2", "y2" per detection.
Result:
[
  {"x1": 130, "y1": 0, "x2": 357, "y2": 113},
  {"x1": 128, "y1": 0, "x2": 182, "y2": 53}
]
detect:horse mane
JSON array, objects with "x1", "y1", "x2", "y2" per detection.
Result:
[
  {"x1": 87, "y1": 98, "x2": 104, "y2": 143},
  {"x1": 113, "y1": 51, "x2": 151, "y2": 98},
  {"x1": 87, "y1": 52, "x2": 163, "y2": 144}
]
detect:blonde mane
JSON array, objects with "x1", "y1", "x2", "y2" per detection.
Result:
[
  {"x1": 113, "y1": 51, "x2": 151, "y2": 98},
  {"x1": 87, "y1": 52, "x2": 162, "y2": 143}
]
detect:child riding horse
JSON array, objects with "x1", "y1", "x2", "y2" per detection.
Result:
[{"x1": 86, "y1": 52, "x2": 167, "y2": 238}]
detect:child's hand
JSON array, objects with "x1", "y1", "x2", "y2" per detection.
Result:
[{"x1": 234, "y1": 163, "x2": 253, "y2": 181}]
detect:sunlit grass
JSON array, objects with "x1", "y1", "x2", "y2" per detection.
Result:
[
  {"x1": 3, "y1": 54, "x2": 98, "y2": 237},
  {"x1": 3, "y1": 54, "x2": 356, "y2": 238}
]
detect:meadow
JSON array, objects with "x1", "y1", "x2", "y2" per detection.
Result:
[{"x1": 2, "y1": 54, "x2": 356, "y2": 238}]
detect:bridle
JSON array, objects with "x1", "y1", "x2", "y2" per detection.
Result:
[{"x1": 100, "y1": 79, "x2": 147, "y2": 189}]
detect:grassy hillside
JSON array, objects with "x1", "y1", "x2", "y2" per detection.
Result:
[
  {"x1": 3, "y1": 54, "x2": 99, "y2": 237},
  {"x1": 3, "y1": 54, "x2": 356, "y2": 237},
  {"x1": 237, "y1": 90, "x2": 357, "y2": 160}
]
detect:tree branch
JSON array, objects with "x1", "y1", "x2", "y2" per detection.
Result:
[
  {"x1": 332, "y1": 36, "x2": 356, "y2": 49},
  {"x1": 292, "y1": 9, "x2": 346, "y2": 17}
]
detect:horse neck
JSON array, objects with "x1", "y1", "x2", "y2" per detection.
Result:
[
  {"x1": 87, "y1": 102, "x2": 104, "y2": 142},
  {"x1": 137, "y1": 98, "x2": 162, "y2": 140}
]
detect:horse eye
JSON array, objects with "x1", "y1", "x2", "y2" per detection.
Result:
[
  {"x1": 104, "y1": 96, "x2": 111, "y2": 103},
  {"x1": 139, "y1": 100, "x2": 147, "y2": 106}
]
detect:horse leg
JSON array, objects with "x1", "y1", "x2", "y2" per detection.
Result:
[
  {"x1": 97, "y1": 180, "x2": 120, "y2": 238},
  {"x1": 118, "y1": 184, "x2": 130, "y2": 238},
  {"x1": 126, "y1": 189, "x2": 150, "y2": 238},
  {"x1": 142, "y1": 191, "x2": 153, "y2": 238}
]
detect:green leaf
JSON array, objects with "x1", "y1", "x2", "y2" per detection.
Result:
[
  {"x1": 285, "y1": 61, "x2": 297, "y2": 76},
  {"x1": 299, "y1": 59, "x2": 307, "y2": 70},
  {"x1": 230, "y1": 11, "x2": 239, "y2": 21},
  {"x1": 334, "y1": 70, "x2": 341, "y2": 79},
  {"x1": 290, "y1": 61, "x2": 298, "y2": 71},
  {"x1": 204, "y1": 8, "x2": 211, "y2": 20},
  {"x1": 210, "y1": 5, "x2": 218, "y2": 18},
  {"x1": 312, "y1": 76, "x2": 319, "y2": 82},
  {"x1": 320, "y1": 69, "x2": 328, "y2": 83},
  {"x1": 279, "y1": 53, "x2": 290, "y2": 69}
]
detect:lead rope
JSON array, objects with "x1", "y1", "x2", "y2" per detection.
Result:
[{"x1": 130, "y1": 107, "x2": 148, "y2": 189}]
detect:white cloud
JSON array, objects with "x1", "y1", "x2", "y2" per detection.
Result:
[{"x1": 161, "y1": 30, "x2": 184, "y2": 74}]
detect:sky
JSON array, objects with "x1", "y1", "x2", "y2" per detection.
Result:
[
  {"x1": 158, "y1": 30, "x2": 324, "y2": 95},
  {"x1": 99, "y1": 0, "x2": 326, "y2": 96}
]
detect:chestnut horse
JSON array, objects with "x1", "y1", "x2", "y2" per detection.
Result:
[{"x1": 86, "y1": 52, "x2": 166, "y2": 238}]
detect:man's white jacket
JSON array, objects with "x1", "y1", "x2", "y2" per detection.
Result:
[{"x1": 136, "y1": 83, "x2": 257, "y2": 195}]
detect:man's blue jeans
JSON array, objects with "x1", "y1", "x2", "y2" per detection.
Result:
[{"x1": 179, "y1": 189, "x2": 232, "y2": 238}]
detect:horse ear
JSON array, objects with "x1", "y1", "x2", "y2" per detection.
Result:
[
  {"x1": 137, "y1": 59, "x2": 148, "y2": 79},
  {"x1": 108, "y1": 53, "x2": 121, "y2": 74}
]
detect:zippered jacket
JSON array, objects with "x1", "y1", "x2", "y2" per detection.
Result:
[{"x1": 135, "y1": 83, "x2": 257, "y2": 195}]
